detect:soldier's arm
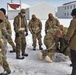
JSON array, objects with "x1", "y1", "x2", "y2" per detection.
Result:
[
  {"x1": 39, "y1": 19, "x2": 42, "y2": 31},
  {"x1": 13, "y1": 16, "x2": 19, "y2": 33},
  {"x1": 56, "y1": 19, "x2": 60, "y2": 27},
  {"x1": 28, "y1": 21, "x2": 33, "y2": 33},
  {"x1": 65, "y1": 20, "x2": 76, "y2": 41},
  {"x1": 1, "y1": 23, "x2": 11, "y2": 39},
  {"x1": 45, "y1": 21, "x2": 48, "y2": 34},
  {"x1": 25, "y1": 19, "x2": 28, "y2": 33},
  {"x1": 6, "y1": 20, "x2": 12, "y2": 35}
]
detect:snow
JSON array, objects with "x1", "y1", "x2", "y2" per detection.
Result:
[{"x1": 0, "y1": 19, "x2": 72, "y2": 75}]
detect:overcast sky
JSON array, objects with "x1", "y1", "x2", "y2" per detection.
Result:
[{"x1": 0, "y1": 0, "x2": 75, "y2": 10}]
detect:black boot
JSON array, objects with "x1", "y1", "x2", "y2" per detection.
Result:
[
  {"x1": 16, "y1": 56, "x2": 24, "y2": 59},
  {"x1": 39, "y1": 46, "x2": 43, "y2": 50},
  {"x1": 70, "y1": 64, "x2": 72, "y2": 67},
  {"x1": 33, "y1": 47, "x2": 36, "y2": 51},
  {"x1": 10, "y1": 48, "x2": 16, "y2": 53},
  {"x1": 22, "y1": 53, "x2": 28, "y2": 57},
  {"x1": 0, "y1": 69, "x2": 11, "y2": 75}
]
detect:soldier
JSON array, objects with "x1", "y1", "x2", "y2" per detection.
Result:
[
  {"x1": 28, "y1": 14, "x2": 43, "y2": 50},
  {"x1": 0, "y1": 11, "x2": 11, "y2": 75},
  {"x1": 64, "y1": 8, "x2": 76, "y2": 75},
  {"x1": 0, "y1": 8, "x2": 16, "y2": 53},
  {"x1": 37, "y1": 26, "x2": 66, "y2": 63},
  {"x1": 57, "y1": 25, "x2": 70, "y2": 56},
  {"x1": 45, "y1": 13, "x2": 60, "y2": 34},
  {"x1": 13, "y1": 9, "x2": 28, "y2": 59}
]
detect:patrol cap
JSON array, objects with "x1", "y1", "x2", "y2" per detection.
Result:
[
  {"x1": 20, "y1": 9, "x2": 26, "y2": 13},
  {"x1": 71, "y1": 8, "x2": 76, "y2": 16},
  {"x1": 0, "y1": 10, "x2": 5, "y2": 22}
]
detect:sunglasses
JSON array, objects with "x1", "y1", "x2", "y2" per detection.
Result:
[{"x1": 21, "y1": 12, "x2": 25, "y2": 14}]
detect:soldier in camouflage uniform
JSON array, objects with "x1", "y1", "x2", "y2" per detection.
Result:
[
  {"x1": 0, "y1": 8, "x2": 16, "y2": 53},
  {"x1": 13, "y1": 9, "x2": 28, "y2": 59},
  {"x1": 37, "y1": 26, "x2": 64, "y2": 63},
  {"x1": 45, "y1": 13, "x2": 60, "y2": 34},
  {"x1": 0, "y1": 10, "x2": 11, "y2": 75},
  {"x1": 28, "y1": 14, "x2": 43, "y2": 50},
  {"x1": 59, "y1": 25, "x2": 70, "y2": 56}
]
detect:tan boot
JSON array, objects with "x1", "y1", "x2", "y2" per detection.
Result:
[
  {"x1": 45, "y1": 56, "x2": 52, "y2": 63},
  {"x1": 37, "y1": 51, "x2": 43, "y2": 60}
]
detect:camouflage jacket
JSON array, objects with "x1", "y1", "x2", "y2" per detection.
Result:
[
  {"x1": 28, "y1": 18, "x2": 42, "y2": 34},
  {"x1": 45, "y1": 18, "x2": 60, "y2": 34},
  {"x1": 13, "y1": 13, "x2": 28, "y2": 33},
  {"x1": 5, "y1": 18, "x2": 12, "y2": 35}
]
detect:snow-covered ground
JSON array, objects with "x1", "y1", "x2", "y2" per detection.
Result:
[{"x1": 0, "y1": 19, "x2": 72, "y2": 75}]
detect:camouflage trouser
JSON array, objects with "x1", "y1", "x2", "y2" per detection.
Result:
[
  {"x1": 2, "y1": 37, "x2": 7, "y2": 58},
  {"x1": 0, "y1": 57, "x2": 10, "y2": 71},
  {"x1": 0, "y1": 37, "x2": 10, "y2": 71},
  {"x1": 7, "y1": 37, "x2": 16, "y2": 50},
  {"x1": 32, "y1": 33, "x2": 42, "y2": 48},
  {"x1": 15, "y1": 32, "x2": 26, "y2": 57}
]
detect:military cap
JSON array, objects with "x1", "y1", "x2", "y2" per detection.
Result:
[{"x1": 20, "y1": 9, "x2": 26, "y2": 13}]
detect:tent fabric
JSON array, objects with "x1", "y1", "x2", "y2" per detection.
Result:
[{"x1": 7, "y1": 3, "x2": 20, "y2": 9}]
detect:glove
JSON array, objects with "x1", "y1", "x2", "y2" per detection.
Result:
[
  {"x1": 19, "y1": 28, "x2": 25, "y2": 31},
  {"x1": 63, "y1": 38, "x2": 69, "y2": 45},
  {"x1": 26, "y1": 32, "x2": 28, "y2": 36},
  {"x1": 16, "y1": 32, "x2": 19, "y2": 37},
  {"x1": 0, "y1": 19, "x2": 3, "y2": 23}
]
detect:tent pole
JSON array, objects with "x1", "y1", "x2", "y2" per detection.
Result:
[
  {"x1": 11, "y1": 0, "x2": 13, "y2": 3},
  {"x1": 20, "y1": 0, "x2": 21, "y2": 10}
]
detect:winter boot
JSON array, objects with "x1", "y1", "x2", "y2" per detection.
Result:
[
  {"x1": 33, "y1": 47, "x2": 36, "y2": 51},
  {"x1": 10, "y1": 48, "x2": 16, "y2": 53},
  {"x1": 39, "y1": 46, "x2": 43, "y2": 50},
  {"x1": 37, "y1": 51, "x2": 43, "y2": 60},
  {"x1": 16, "y1": 56, "x2": 24, "y2": 59},
  {"x1": 45, "y1": 56, "x2": 52, "y2": 63},
  {"x1": 0, "y1": 69, "x2": 11, "y2": 75},
  {"x1": 70, "y1": 64, "x2": 72, "y2": 67},
  {"x1": 22, "y1": 53, "x2": 28, "y2": 57}
]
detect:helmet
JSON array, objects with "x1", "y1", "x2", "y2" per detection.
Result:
[
  {"x1": 71, "y1": 8, "x2": 76, "y2": 16},
  {"x1": 0, "y1": 8, "x2": 6, "y2": 15}
]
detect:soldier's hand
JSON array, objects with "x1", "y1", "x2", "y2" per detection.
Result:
[
  {"x1": 16, "y1": 32, "x2": 19, "y2": 37},
  {"x1": 63, "y1": 38, "x2": 69, "y2": 45},
  {"x1": 26, "y1": 32, "x2": 28, "y2": 36},
  {"x1": 0, "y1": 39, "x2": 4, "y2": 44}
]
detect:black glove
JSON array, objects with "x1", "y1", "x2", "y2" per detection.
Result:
[
  {"x1": 26, "y1": 32, "x2": 28, "y2": 36},
  {"x1": 16, "y1": 32, "x2": 19, "y2": 37},
  {"x1": 63, "y1": 38, "x2": 69, "y2": 45},
  {"x1": 0, "y1": 19, "x2": 3, "y2": 23}
]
